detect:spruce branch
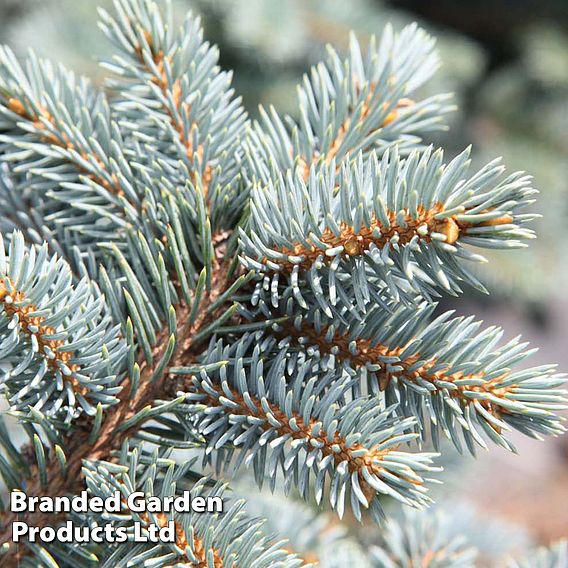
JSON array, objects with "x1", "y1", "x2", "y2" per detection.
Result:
[
  {"x1": 247, "y1": 296, "x2": 567, "y2": 453},
  {"x1": 245, "y1": 23, "x2": 454, "y2": 184},
  {"x1": 181, "y1": 336, "x2": 441, "y2": 522},
  {"x1": 240, "y1": 147, "x2": 538, "y2": 309},
  {"x1": 0, "y1": 232, "x2": 125, "y2": 423},
  {"x1": 0, "y1": 46, "x2": 143, "y2": 255},
  {"x1": 99, "y1": 0, "x2": 248, "y2": 230},
  {"x1": 83, "y1": 444, "x2": 306, "y2": 567}
]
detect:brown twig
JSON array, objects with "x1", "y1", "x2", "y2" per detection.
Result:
[
  {"x1": 262, "y1": 204, "x2": 514, "y2": 274},
  {"x1": 264, "y1": 203, "x2": 460, "y2": 272}
]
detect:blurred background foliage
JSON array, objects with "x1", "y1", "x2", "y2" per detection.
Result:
[{"x1": 0, "y1": 0, "x2": 567, "y2": 561}]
